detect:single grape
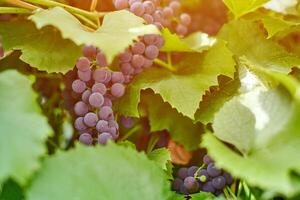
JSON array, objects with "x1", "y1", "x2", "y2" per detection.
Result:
[
  {"x1": 84, "y1": 112, "x2": 98, "y2": 127},
  {"x1": 143, "y1": 1, "x2": 155, "y2": 14},
  {"x1": 114, "y1": 0, "x2": 129, "y2": 9},
  {"x1": 143, "y1": 14, "x2": 154, "y2": 24},
  {"x1": 111, "y1": 72, "x2": 125, "y2": 84},
  {"x1": 119, "y1": 50, "x2": 132, "y2": 63},
  {"x1": 179, "y1": 184, "x2": 189, "y2": 195},
  {"x1": 108, "y1": 127, "x2": 118, "y2": 139},
  {"x1": 76, "y1": 57, "x2": 90, "y2": 71},
  {"x1": 145, "y1": 45, "x2": 159, "y2": 59},
  {"x1": 130, "y1": 2, "x2": 145, "y2": 16},
  {"x1": 74, "y1": 101, "x2": 89, "y2": 116},
  {"x1": 121, "y1": 117, "x2": 134, "y2": 128},
  {"x1": 202, "y1": 181, "x2": 216, "y2": 193},
  {"x1": 120, "y1": 62, "x2": 135, "y2": 75},
  {"x1": 98, "y1": 132, "x2": 113, "y2": 144},
  {"x1": 142, "y1": 58, "x2": 153, "y2": 68},
  {"x1": 93, "y1": 69, "x2": 111, "y2": 83},
  {"x1": 83, "y1": 45, "x2": 97, "y2": 59},
  {"x1": 162, "y1": 7, "x2": 173, "y2": 18},
  {"x1": 74, "y1": 117, "x2": 87, "y2": 131},
  {"x1": 187, "y1": 166, "x2": 198, "y2": 177},
  {"x1": 212, "y1": 176, "x2": 226, "y2": 190},
  {"x1": 96, "y1": 52, "x2": 108, "y2": 67},
  {"x1": 128, "y1": 0, "x2": 141, "y2": 6},
  {"x1": 180, "y1": 13, "x2": 191, "y2": 26},
  {"x1": 131, "y1": 54, "x2": 145, "y2": 68},
  {"x1": 143, "y1": 34, "x2": 157, "y2": 45},
  {"x1": 96, "y1": 120, "x2": 109, "y2": 132},
  {"x1": 176, "y1": 24, "x2": 188, "y2": 36},
  {"x1": 131, "y1": 42, "x2": 146, "y2": 55},
  {"x1": 154, "y1": 36, "x2": 165, "y2": 48},
  {"x1": 153, "y1": 10, "x2": 163, "y2": 23},
  {"x1": 77, "y1": 69, "x2": 91, "y2": 82},
  {"x1": 82, "y1": 90, "x2": 92, "y2": 103},
  {"x1": 111, "y1": 83, "x2": 125, "y2": 98},
  {"x1": 99, "y1": 106, "x2": 114, "y2": 120},
  {"x1": 207, "y1": 163, "x2": 222, "y2": 177},
  {"x1": 178, "y1": 167, "x2": 188, "y2": 180},
  {"x1": 72, "y1": 79, "x2": 86, "y2": 93},
  {"x1": 154, "y1": 22, "x2": 163, "y2": 30},
  {"x1": 89, "y1": 92, "x2": 104, "y2": 108},
  {"x1": 203, "y1": 154, "x2": 214, "y2": 165},
  {"x1": 172, "y1": 178, "x2": 183, "y2": 192},
  {"x1": 169, "y1": 1, "x2": 181, "y2": 14},
  {"x1": 79, "y1": 133, "x2": 93, "y2": 145},
  {"x1": 108, "y1": 119, "x2": 119, "y2": 130},
  {"x1": 183, "y1": 177, "x2": 200, "y2": 193},
  {"x1": 197, "y1": 169, "x2": 209, "y2": 182},
  {"x1": 103, "y1": 97, "x2": 113, "y2": 107},
  {"x1": 223, "y1": 172, "x2": 233, "y2": 185},
  {"x1": 92, "y1": 83, "x2": 107, "y2": 95}
]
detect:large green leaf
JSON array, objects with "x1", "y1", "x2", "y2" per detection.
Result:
[
  {"x1": 202, "y1": 72, "x2": 300, "y2": 196},
  {"x1": 0, "y1": 21, "x2": 82, "y2": 73},
  {"x1": 223, "y1": 0, "x2": 270, "y2": 18},
  {"x1": 141, "y1": 92, "x2": 203, "y2": 150},
  {"x1": 30, "y1": 7, "x2": 159, "y2": 64},
  {"x1": 27, "y1": 143, "x2": 172, "y2": 200},
  {"x1": 160, "y1": 29, "x2": 216, "y2": 53},
  {"x1": 147, "y1": 148, "x2": 171, "y2": 170},
  {"x1": 219, "y1": 20, "x2": 300, "y2": 73},
  {"x1": 0, "y1": 179, "x2": 24, "y2": 200},
  {"x1": 115, "y1": 41, "x2": 235, "y2": 119},
  {"x1": 0, "y1": 70, "x2": 52, "y2": 185}
]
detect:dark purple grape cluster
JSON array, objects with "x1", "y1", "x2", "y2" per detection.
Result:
[
  {"x1": 172, "y1": 155, "x2": 233, "y2": 196},
  {"x1": 65, "y1": 45, "x2": 127, "y2": 145}
]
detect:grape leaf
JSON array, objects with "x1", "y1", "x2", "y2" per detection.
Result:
[
  {"x1": 202, "y1": 72, "x2": 300, "y2": 196},
  {"x1": 0, "y1": 21, "x2": 82, "y2": 73},
  {"x1": 264, "y1": 0, "x2": 298, "y2": 15},
  {"x1": 223, "y1": 0, "x2": 270, "y2": 18},
  {"x1": 160, "y1": 29, "x2": 216, "y2": 52},
  {"x1": 0, "y1": 70, "x2": 52, "y2": 185},
  {"x1": 147, "y1": 148, "x2": 171, "y2": 170},
  {"x1": 115, "y1": 41, "x2": 235, "y2": 119},
  {"x1": 0, "y1": 179, "x2": 24, "y2": 200},
  {"x1": 27, "y1": 143, "x2": 172, "y2": 200},
  {"x1": 29, "y1": 7, "x2": 159, "y2": 64},
  {"x1": 141, "y1": 92, "x2": 203, "y2": 150},
  {"x1": 219, "y1": 20, "x2": 300, "y2": 73}
]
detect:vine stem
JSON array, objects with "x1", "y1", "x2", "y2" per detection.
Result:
[
  {"x1": 90, "y1": 0, "x2": 98, "y2": 12},
  {"x1": 74, "y1": 13, "x2": 97, "y2": 30},
  {"x1": 146, "y1": 134, "x2": 159, "y2": 153},
  {"x1": 5, "y1": 0, "x2": 40, "y2": 10},
  {"x1": 0, "y1": 6, "x2": 32, "y2": 14},
  {"x1": 119, "y1": 125, "x2": 142, "y2": 141},
  {"x1": 154, "y1": 58, "x2": 176, "y2": 72}
]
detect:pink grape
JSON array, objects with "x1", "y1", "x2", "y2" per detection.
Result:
[
  {"x1": 143, "y1": 1, "x2": 155, "y2": 14},
  {"x1": 103, "y1": 97, "x2": 113, "y2": 107},
  {"x1": 169, "y1": 1, "x2": 181, "y2": 14},
  {"x1": 82, "y1": 90, "x2": 92, "y2": 103},
  {"x1": 120, "y1": 63, "x2": 134, "y2": 75},
  {"x1": 153, "y1": 10, "x2": 162, "y2": 23},
  {"x1": 89, "y1": 92, "x2": 104, "y2": 108},
  {"x1": 99, "y1": 106, "x2": 114, "y2": 120},
  {"x1": 143, "y1": 34, "x2": 157, "y2": 45},
  {"x1": 98, "y1": 132, "x2": 113, "y2": 145},
  {"x1": 76, "y1": 57, "x2": 90, "y2": 71},
  {"x1": 92, "y1": 83, "x2": 107, "y2": 95},
  {"x1": 176, "y1": 24, "x2": 188, "y2": 36},
  {"x1": 84, "y1": 112, "x2": 98, "y2": 127},
  {"x1": 93, "y1": 69, "x2": 111, "y2": 83},
  {"x1": 162, "y1": 7, "x2": 173, "y2": 18},
  {"x1": 72, "y1": 79, "x2": 86, "y2": 93},
  {"x1": 111, "y1": 72, "x2": 125, "y2": 83},
  {"x1": 74, "y1": 101, "x2": 89, "y2": 116},
  {"x1": 131, "y1": 42, "x2": 146, "y2": 55},
  {"x1": 96, "y1": 52, "x2": 108, "y2": 67},
  {"x1": 119, "y1": 50, "x2": 132, "y2": 63},
  {"x1": 111, "y1": 83, "x2": 125, "y2": 97},
  {"x1": 96, "y1": 120, "x2": 109, "y2": 132},
  {"x1": 145, "y1": 45, "x2": 159, "y2": 59},
  {"x1": 79, "y1": 133, "x2": 93, "y2": 145},
  {"x1": 77, "y1": 69, "x2": 91, "y2": 82},
  {"x1": 114, "y1": 0, "x2": 129, "y2": 9},
  {"x1": 74, "y1": 117, "x2": 87, "y2": 131},
  {"x1": 154, "y1": 36, "x2": 165, "y2": 48},
  {"x1": 128, "y1": 0, "x2": 141, "y2": 6},
  {"x1": 180, "y1": 13, "x2": 191, "y2": 26},
  {"x1": 83, "y1": 45, "x2": 97, "y2": 59},
  {"x1": 130, "y1": 2, "x2": 145, "y2": 16},
  {"x1": 131, "y1": 54, "x2": 145, "y2": 68},
  {"x1": 143, "y1": 14, "x2": 154, "y2": 24}
]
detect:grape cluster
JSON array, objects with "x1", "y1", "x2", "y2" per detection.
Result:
[
  {"x1": 172, "y1": 154, "x2": 233, "y2": 196},
  {"x1": 113, "y1": 0, "x2": 191, "y2": 81},
  {"x1": 65, "y1": 45, "x2": 127, "y2": 145}
]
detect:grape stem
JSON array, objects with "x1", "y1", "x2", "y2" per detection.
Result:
[
  {"x1": 118, "y1": 125, "x2": 142, "y2": 141},
  {"x1": 146, "y1": 134, "x2": 160, "y2": 153},
  {"x1": 0, "y1": 6, "x2": 32, "y2": 14},
  {"x1": 154, "y1": 58, "x2": 176, "y2": 72},
  {"x1": 90, "y1": 0, "x2": 98, "y2": 12},
  {"x1": 5, "y1": 0, "x2": 40, "y2": 10}
]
